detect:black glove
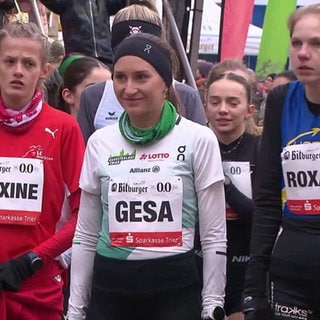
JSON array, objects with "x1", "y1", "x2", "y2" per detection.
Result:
[
  {"x1": 0, "y1": 0, "x2": 15, "y2": 11},
  {"x1": 0, "y1": 253, "x2": 39, "y2": 292},
  {"x1": 242, "y1": 296, "x2": 273, "y2": 320}
]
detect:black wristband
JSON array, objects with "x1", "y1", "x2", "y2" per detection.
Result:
[
  {"x1": 213, "y1": 306, "x2": 225, "y2": 320},
  {"x1": 27, "y1": 252, "x2": 43, "y2": 272},
  {"x1": 202, "y1": 306, "x2": 225, "y2": 320}
]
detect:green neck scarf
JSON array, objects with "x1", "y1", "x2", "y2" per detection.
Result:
[{"x1": 119, "y1": 100, "x2": 177, "y2": 145}]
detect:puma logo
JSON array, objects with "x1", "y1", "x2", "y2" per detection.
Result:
[{"x1": 45, "y1": 127, "x2": 58, "y2": 138}]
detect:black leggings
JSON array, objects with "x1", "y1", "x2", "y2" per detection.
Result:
[{"x1": 270, "y1": 228, "x2": 320, "y2": 320}]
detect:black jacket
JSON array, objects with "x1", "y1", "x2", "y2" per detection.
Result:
[{"x1": 39, "y1": 0, "x2": 127, "y2": 66}]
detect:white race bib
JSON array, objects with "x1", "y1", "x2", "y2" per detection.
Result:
[
  {"x1": 282, "y1": 144, "x2": 320, "y2": 215},
  {"x1": 108, "y1": 176, "x2": 183, "y2": 247},
  {"x1": 0, "y1": 157, "x2": 44, "y2": 225},
  {"x1": 222, "y1": 161, "x2": 252, "y2": 220}
]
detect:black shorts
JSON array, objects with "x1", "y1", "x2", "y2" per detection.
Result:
[
  {"x1": 86, "y1": 285, "x2": 202, "y2": 320},
  {"x1": 86, "y1": 251, "x2": 201, "y2": 320}
]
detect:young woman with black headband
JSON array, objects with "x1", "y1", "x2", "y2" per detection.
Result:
[{"x1": 67, "y1": 33, "x2": 227, "y2": 320}]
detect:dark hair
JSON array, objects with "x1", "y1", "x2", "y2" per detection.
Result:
[
  {"x1": 63, "y1": 56, "x2": 108, "y2": 91},
  {"x1": 207, "y1": 72, "x2": 252, "y2": 104},
  {"x1": 58, "y1": 55, "x2": 110, "y2": 113},
  {"x1": 197, "y1": 60, "x2": 214, "y2": 78}
]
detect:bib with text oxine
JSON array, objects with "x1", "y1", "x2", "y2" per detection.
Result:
[
  {"x1": 282, "y1": 143, "x2": 320, "y2": 215},
  {"x1": 222, "y1": 161, "x2": 252, "y2": 220},
  {"x1": 108, "y1": 175, "x2": 183, "y2": 247},
  {"x1": 0, "y1": 157, "x2": 44, "y2": 225}
]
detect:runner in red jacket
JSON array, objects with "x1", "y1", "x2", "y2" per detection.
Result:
[{"x1": 0, "y1": 21, "x2": 85, "y2": 320}]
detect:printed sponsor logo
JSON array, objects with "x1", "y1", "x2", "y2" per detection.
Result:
[
  {"x1": 105, "y1": 112, "x2": 118, "y2": 121},
  {"x1": 274, "y1": 303, "x2": 312, "y2": 319},
  {"x1": 285, "y1": 150, "x2": 320, "y2": 161},
  {"x1": 44, "y1": 127, "x2": 58, "y2": 139},
  {"x1": 108, "y1": 149, "x2": 136, "y2": 165},
  {"x1": 126, "y1": 233, "x2": 180, "y2": 246},
  {"x1": 129, "y1": 166, "x2": 160, "y2": 174},
  {"x1": 176, "y1": 145, "x2": 186, "y2": 161},
  {"x1": 129, "y1": 168, "x2": 151, "y2": 173},
  {"x1": 111, "y1": 231, "x2": 182, "y2": 247},
  {"x1": 23, "y1": 145, "x2": 53, "y2": 161},
  {"x1": 129, "y1": 25, "x2": 142, "y2": 35},
  {"x1": 140, "y1": 153, "x2": 169, "y2": 161},
  {"x1": 231, "y1": 255, "x2": 250, "y2": 263},
  {"x1": 283, "y1": 151, "x2": 290, "y2": 160},
  {"x1": 286, "y1": 128, "x2": 320, "y2": 145},
  {"x1": 0, "y1": 164, "x2": 11, "y2": 174},
  {"x1": 287, "y1": 198, "x2": 320, "y2": 215},
  {"x1": 111, "y1": 182, "x2": 148, "y2": 194},
  {"x1": 152, "y1": 166, "x2": 160, "y2": 173}
]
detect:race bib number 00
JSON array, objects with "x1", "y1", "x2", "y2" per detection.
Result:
[{"x1": 222, "y1": 161, "x2": 252, "y2": 220}]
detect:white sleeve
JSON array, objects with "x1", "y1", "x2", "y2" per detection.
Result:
[
  {"x1": 199, "y1": 181, "x2": 227, "y2": 319},
  {"x1": 67, "y1": 190, "x2": 103, "y2": 320},
  {"x1": 190, "y1": 126, "x2": 226, "y2": 317}
]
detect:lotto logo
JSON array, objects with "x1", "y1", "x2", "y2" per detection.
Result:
[{"x1": 140, "y1": 153, "x2": 169, "y2": 160}]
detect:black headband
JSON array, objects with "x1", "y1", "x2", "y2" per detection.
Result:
[
  {"x1": 113, "y1": 35, "x2": 172, "y2": 87},
  {"x1": 111, "y1": 20, "x2": 162, "y2": 50}
]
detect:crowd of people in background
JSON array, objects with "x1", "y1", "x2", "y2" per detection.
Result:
[{"x1": 0, "y1": 1, "x2": 319, "y2": 320}]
